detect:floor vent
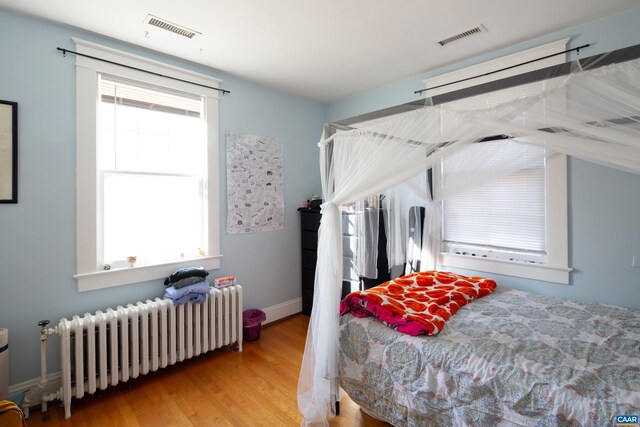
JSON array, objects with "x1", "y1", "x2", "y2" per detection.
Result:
[{"x1": 437, "y1": 25, "x2": 487, "y2": 47}]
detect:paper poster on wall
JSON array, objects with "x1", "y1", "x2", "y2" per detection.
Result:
[{"x1": 226, "y1": 132, "x2": 284, "y2": 234}]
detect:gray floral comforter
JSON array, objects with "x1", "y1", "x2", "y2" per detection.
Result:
[{"x1": 338, "y1": 287, "x2": 640, "y2": 427}]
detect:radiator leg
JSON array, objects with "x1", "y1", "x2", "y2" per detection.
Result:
[
  {"x1": 40, "y1": 389, "x2": 62, "y2": 415},
  {"x1": 41, "y1": 397, "x2": 48, "y2": 413}
]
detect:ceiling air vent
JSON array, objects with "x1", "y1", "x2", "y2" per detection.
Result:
[
  {"x1": 437, "y1": 25, "x2": 487, "y2": 47},
  {"x1": 144, "y1": 14, "x2": 201, "y2": 39}
]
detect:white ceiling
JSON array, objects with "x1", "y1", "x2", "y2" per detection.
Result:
[{"x1": 1, "y1": 0, "x2": 638, "y2": 103}]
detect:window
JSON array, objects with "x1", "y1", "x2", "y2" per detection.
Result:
[
  {"x1": 425, "y1": 39, "x2": 571, "y2": 284},
  {"x1": 74, "y1": 38, "x2": 222, "y2": 291},
  {"x1": 441, "y1": 141, "x2": 546, "y2": 263},
  {"x1": 99, "y1": 77, "x2": 208, "y2": 267}
]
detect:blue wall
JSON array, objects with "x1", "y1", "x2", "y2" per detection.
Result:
[
  {"x1": 0, "y1": 9, "x2": 323, "y2": 385},
  {"x1": 326, "y1": 7, "x2": 640, "y2": 311}
]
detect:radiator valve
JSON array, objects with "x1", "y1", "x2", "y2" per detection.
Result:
[{"x1": 38, "y1": 320, "x2": 51, "y2": 340}]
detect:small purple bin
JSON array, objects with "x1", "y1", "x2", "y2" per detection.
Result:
[{"x1": 243, "y1": 309, "x2": 266, "y2": 341}]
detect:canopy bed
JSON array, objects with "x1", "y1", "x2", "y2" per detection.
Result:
[
  {"x1": 297, "y1": 44, "x2": 640, "y2": 426},
  {"x1": 339, "y1": 271, "x2": 640, "y2": 426}
]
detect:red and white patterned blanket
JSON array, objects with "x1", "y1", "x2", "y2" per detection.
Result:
[{"x1": 339, "y1": 271, "x2": 497, "y2": 336}]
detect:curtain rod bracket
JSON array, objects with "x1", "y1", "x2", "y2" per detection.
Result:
[{"x1": 56, "y1": 47, "x2": 231, "y2": 95}]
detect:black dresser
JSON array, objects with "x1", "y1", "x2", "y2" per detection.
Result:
[
  {"x1": 299, "y1": 207, "x2": 389, "y2": 316},
  {"x1": 299, "y1": 208, "x2": 321, "y2": 315}
]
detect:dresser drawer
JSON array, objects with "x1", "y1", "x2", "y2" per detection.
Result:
[
  {"x1": 302, "y1": 287, "x2": 314, "y2": 315},
  {"x1": 302, "y1": 230, "x2": 318, "y2": 250},
  {"x1": 302, "y1": 267, "x2": 315, "y2": 290},
  {"x1": 301, "y1": 210, "x2": 321, "y2": 231},
  {"x1": 302, "y1": 249, "x2": 317, "y2": 271}
]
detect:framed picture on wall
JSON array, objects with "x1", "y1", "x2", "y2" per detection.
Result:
[{"x1": 0, "y1": 100, "x2": 17, "y2": 203}]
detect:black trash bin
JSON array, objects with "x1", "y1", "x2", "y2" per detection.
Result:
[{"x1": 243, "y1": 309, "x2": 266, "y2": 341}]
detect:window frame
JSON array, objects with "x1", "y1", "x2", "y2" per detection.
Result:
[
  {"x1": 424, "y1": 39, "x2": 571, "y2": 284},
  {"x1": 73, "y1": 38, "x2": 222, "y2": 292}
]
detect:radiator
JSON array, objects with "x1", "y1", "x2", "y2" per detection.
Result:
[{"x1": 36, "y1": 285, "x2": 242, "y2": 419}]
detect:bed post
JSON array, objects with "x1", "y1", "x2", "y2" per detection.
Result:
[{"x1": 331, "y1": 380, "x2": 340, "y2": 416}]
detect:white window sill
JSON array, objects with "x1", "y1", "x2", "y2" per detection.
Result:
[
  {"x1": 440, "y1": 253, "x2": 571, "y2": 284},
  {"x1": 74, "y1": 255, "x2": 222, "y2": 292}
]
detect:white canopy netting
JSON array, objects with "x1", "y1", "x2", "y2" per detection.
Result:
[{"x1": 297, "y1": 55, "x2": 640, "y2": 425}]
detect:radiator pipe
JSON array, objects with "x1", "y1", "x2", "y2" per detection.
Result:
[{"x1": 22, "y1": 320, "x2": 55, "y2": 418}]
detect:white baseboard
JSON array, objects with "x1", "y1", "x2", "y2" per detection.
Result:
[
  {"x1": 9, "y1": 297, "x2": 303, "y2": 410},
  {"x1": 262, "y1": 297, "x2": 302, "y2": 325}
]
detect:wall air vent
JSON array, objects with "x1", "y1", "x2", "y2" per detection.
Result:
[
  {"x1": 144, "y1": 14, "x2": 201, "y2": 39},
  {"x1": 437, "y1": 25, "x2": 487, "y2": 47}
]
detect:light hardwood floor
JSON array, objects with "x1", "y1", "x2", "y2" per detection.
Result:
[{"x1": 24, "y1": 314, "x2": 391, "y2": 426}]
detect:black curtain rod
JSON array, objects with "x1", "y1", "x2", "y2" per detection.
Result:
[
  {"x1": 56, "y1": 47, "x2": 230, "y2": 95},
  {"x1": 414, "y1": 44, "x2": 590, "y2": 95}
]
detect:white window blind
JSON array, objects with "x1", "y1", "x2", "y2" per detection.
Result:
[
  {"x1": 442, "y1": 144, "x2": 546, "y2": 260},
  {"x1": 98, "y1": 75, "x2": 208, "y2": 268}
]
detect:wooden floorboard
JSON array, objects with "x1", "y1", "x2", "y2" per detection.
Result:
[{"x1": 24, "y1": 314, "x2": 390, "y2": 426}]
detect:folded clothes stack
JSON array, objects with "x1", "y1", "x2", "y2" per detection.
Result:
[{"x1": 163, "y1": 267, "x2": 210, "y2": 305}]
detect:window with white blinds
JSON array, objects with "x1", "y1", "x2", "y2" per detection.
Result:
[
  {"x1": 428, "y1": 39, "x2": 570, "y2": 283},
  {"x1": 441, "y1": 80, "x2": 548, "y2": 264}
]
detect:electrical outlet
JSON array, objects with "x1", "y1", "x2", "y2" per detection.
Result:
[{"x1": 633, "y1": 256, "x2": 640, "y2": 268}]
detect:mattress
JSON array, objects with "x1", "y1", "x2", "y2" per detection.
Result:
[{"x1": 338, "y1": 287, "x2": 640, "y2": 426}]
